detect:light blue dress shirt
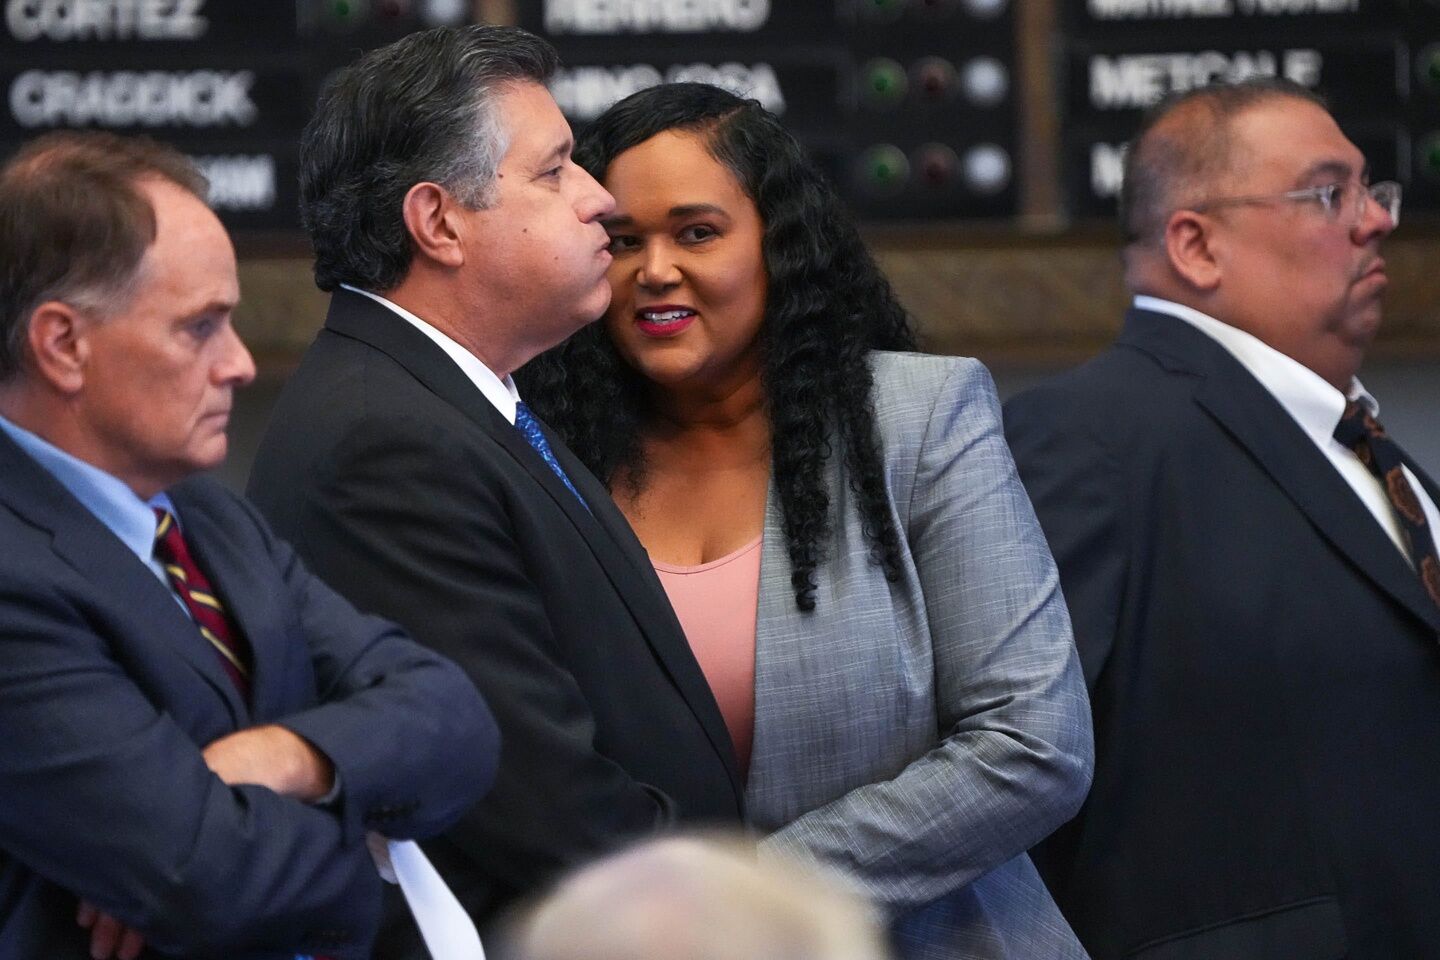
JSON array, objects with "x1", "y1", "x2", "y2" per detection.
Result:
[{"x1": 0, "y1": 413, "x2": 180, "y2": 600}]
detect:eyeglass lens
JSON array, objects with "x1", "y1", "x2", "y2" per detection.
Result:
[{"x1": 1360, "y1": 182, "x2": 1401, "y2": 226}]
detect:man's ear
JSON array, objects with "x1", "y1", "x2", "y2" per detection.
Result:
[
  {"x1": 25, "y1": 301, "x2": 90, "y2": 395},
  {"x1": 1164, "y1": 209, "x2": 1223, "y2": 292},
  {"x1": 402, "y1": 181, "x2": 466, "y2": 269}
]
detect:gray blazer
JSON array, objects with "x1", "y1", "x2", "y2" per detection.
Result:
[{"x1": 748, "y1": 351, "x2": 1093, "y2": 960}]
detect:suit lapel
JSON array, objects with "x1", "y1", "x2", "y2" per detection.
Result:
[
  {"x1": 1125, "y1": 310, "x2": 1440, "y2": 635},
  {"x1": 324, "y1": 291, "x2": 743, "y2": 801},
  {"x1": 324, "y1": 292, "x2": 598, "y2": 531},
  {"x1": 746, "y1": 479, "x2": 792, "y2": 808},
  {"x1": 550, "y1": 432, "x2": 744, "y2": 799},
  {"x1": 1403, "y1": 454, "x2": 1440, "y2": 519},
  {"x1": 0, "y1": 431, "x2": 247, "y2": 724}
]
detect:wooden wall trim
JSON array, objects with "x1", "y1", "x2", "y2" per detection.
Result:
[{"x1": 235, "y1": 232, "x2": 1440, "y2": 369}]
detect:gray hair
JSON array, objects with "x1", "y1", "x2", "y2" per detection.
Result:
[
  {"x1": 504, "y1": 836, "x2": 892, "y2": 960},
  {"x1": 299, "y1": 24, "x2": 558, "y2": 293}
]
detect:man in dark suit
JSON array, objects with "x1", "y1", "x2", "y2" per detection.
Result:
[
  {"x1": 246, "y1": 25, "x2": 743, "y2": 949},
  {"x1": 1005, "y1": 79, "x2": 1440, "y2": 959},
  {"x1": 0, "y1": 132, "x2": 498, "y2": 959}
]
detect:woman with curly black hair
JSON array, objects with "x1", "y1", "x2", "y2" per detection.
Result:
[{"x1": 518, "y1": 83, "x2": 1092, "y2": 960}]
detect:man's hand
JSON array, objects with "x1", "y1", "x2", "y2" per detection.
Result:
[
  {"x1": 202, "y1": 724, "x2": 335, "y2": 802},
  {"x1": 69, "y1": 728, "x2": 334, "y2": 958},
  {"x1": 77, "y1": 900, "x2": 144, "y2": 960}
]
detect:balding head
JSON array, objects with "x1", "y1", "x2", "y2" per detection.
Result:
[
  {"x1": 1117, "y1": 79, "x2": 1397, "y2": 390},
  {"x1": 1120, "y1": 79, "x2": 1327, "y2": 260},
  {"x1": 0, "y1": 132, "x2": 252, "y2": 498},
  {"x1": 0, "y1": 131, "x2": 209, "y2": 382}
]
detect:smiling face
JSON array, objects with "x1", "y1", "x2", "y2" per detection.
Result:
[
  {"x1": 457, "y1": 81, "x2": 616, "y2": 371},
  {"x1": 599, "y1": 129, "x2": 768, "y2": 396},
  {"x1": 1205, "y1": 98, "x2": 1396, "y2": 388},
  {"x1": 73, "y1": 177, "x2": 254, "y2": 497}
]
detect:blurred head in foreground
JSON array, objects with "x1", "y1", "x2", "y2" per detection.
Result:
[{"x1": 505, "y1": 836, "x2": 892, "y2": 960}]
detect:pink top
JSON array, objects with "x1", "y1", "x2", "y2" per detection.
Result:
[{"x1": 653, "y1": 536, "x2": 762, "y2": 777}]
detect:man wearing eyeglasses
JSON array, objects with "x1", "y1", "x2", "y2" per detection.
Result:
[{"x1": 1005, "y1": 78, "x2": 1440, "y2": 960}]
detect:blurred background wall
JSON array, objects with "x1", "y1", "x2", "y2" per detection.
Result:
[{"x1": 4, "y1": 0, "x2": 1436, "y2": 486}]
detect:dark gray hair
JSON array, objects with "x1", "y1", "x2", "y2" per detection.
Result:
[
  {"x1": 1120, "y1": 77, "x2": 1328, "y2": 247},
  {"x1": 299, "y1": 24, "x2": 558, "y2": 293},
  {"x1": 0, "y1": 131, "x2": 208, "y2": 382}
]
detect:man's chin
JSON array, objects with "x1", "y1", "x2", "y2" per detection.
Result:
[
  {"x1": 567, "y1": 286, "x2": 615, "y2": 333},
  {"x1": 191, "y1": 438, "x2": 230, "y2": 475},
  {"x1": 586, "y1": 282, "x2": 614, "y2": 322},
  {"x1": 1346, "y1": 303, "x2": 1385, "y2": 343}
]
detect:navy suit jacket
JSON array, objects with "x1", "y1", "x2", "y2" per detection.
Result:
[
  {"x1": 1005, "y1": 309, "x2": 1440, "y2": 960},
  {"x1": 0, "y1": 428, "x2": 499, "y2": 959},
  {"x1": 246, "y1": 290, "x2": 743, "y2": 951}
]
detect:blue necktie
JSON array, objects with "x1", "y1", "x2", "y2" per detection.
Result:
[{"x1": 514, "y1": 400, "x2": 589, "y2": 511}]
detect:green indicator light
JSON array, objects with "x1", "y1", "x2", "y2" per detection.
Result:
[
  {"x1": 318, "y1": 0, "x2": 368, "y2": 30},
  {"x1": 861, "y1": 59, "x2": 907, "y2": 105},
  {"x1": 856, "y1": 145, "x2": 910, "y2": 197},
  {"x1": 861, "y1": 0, "x2": 907, "y2": 23},
  {"x1": 1420, "y1": 133, "x2": 1440, "y2": 176},
  {"x1": 1419, "y1": 44, "x2": 1440, "y2": 93}
]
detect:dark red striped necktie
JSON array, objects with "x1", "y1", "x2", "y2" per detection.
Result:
[
  {"x1": 152, "y1": 508, "x2": 252, "y2": 700},
  {"x1": 153, "y1": 511, "x2": 340, "y2": 960}
]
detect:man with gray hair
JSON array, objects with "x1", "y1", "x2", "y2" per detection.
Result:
[
  {"x1": 248, "y1": 25, "x2": 744, "y2": 955},
  {"x1": 0, "y1": 130, "x2": 498, "y2": 959},
  {"x1": 1006, "y1": 79, "x2": 1440, "y2": 958}
]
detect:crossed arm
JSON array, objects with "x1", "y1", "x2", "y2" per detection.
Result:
[
  {"x1": 79, "y1": 724, "x2": 336, "y2": 960},
  {"x1": 2, "y1": 496, "x2": 497, "y2": 958}
]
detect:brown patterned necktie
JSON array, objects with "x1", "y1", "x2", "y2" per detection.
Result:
[
  {"x1": 1333, "y1": 402, "x2": 1440, "y2": 610},
  {"x1": 153, "y1": 508, "x2": 252, "y2": 699}
]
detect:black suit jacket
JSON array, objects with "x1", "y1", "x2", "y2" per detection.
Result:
[
  {"x1": 1004, "y1": 309, "x2": 1440, "y2": 960},
  {"x1": 0, "y1": 429, "x2": 498, "y2": 959},
  {"x1": 247, "y1": 290, "x2": 743, "y2": 944}
]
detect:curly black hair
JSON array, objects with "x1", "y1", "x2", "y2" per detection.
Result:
[{"x1": 518, "y1": 83, "x2": 916, "y2": 610}]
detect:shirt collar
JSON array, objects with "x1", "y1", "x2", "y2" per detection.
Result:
[
  {"x1": 0, "y1": 412, "x2": 174, "y2": 563},
  {"x1": 1133, "y1": 295, "x2": 1379, "y2": 448},
  {"x1": 340, "y1": 284, "x2": 521, "y2": 425}
]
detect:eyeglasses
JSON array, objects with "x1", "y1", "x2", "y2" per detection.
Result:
[{"x1": 1192, "y1": 180, "x2": 1401, "y2": 228}]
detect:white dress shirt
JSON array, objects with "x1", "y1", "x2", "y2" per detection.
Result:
[
  {"x1": 1136, "y1": 295, "x2": 1440, "y2": 566},
  {"x1": 341, "y1": 283, "x2": 520, "y2": 424}
]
